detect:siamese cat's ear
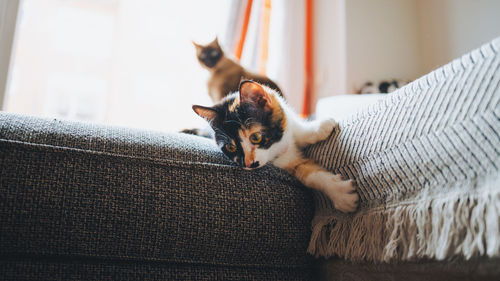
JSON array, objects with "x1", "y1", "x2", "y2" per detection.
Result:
[
  {"x1": 192, "y1": 41, "x2": 202, "y2": 50},
  {"x1": 213, "y1": 37, "x2": 220, "y2": 47},
  {"x1": 193, "y1": 105, "x2": 217, "y2": 122},
  {"x1": 239, "y1": 80, "x2": 272, "y2": 108}
]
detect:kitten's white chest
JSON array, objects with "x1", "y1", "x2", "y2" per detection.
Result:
[{"x1": 270, "y1": 131, "x2": 301, "y2": 169}]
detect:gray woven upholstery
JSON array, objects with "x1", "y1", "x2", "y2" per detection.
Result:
[{"x1": 0, "y1": 113, "x2": 316, "y2": 280}]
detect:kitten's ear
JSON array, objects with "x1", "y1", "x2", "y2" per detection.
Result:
[
  {"x1": 239, "y1": 80, "x2": 272, "y2": 108},
  {"x1": 213, "y1": 37, "x2": 220, "y2": 47},
  {"x1": 193, "y1": 105, "x2": 217, "y2": 122}
]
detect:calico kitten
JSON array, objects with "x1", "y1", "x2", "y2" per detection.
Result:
[
  {"x1": 193, "y1": 37, "x2": 282, "y2": 102},
  {"x1": 192, "y1": 80, "x2": 359, "y2": 213}
]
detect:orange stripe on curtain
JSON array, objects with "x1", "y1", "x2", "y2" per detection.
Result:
[
  {"x1": 258, "y1": 0, "x2": 272, "y2": 74},
  {"x1": 301, "y1": 0, "x2": 314, "y2": 117},
  {"x1": 234, "y1": 0, "x2": 253, "y2": 60}
]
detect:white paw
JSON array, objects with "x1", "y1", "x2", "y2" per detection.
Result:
[
  {"x1": 323, "y1": 178, "x2": 359, "y2": 213},
  {"x1": 317, "y1": 119, "x2": 338, "y2": 141}
]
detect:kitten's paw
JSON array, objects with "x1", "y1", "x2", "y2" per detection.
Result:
[
  {"x1": 324, "y1": 179, "x2": 359, "y2": 213},
  {"x1": 317, "y1": 119, "x2": 338, "y2": 141}
]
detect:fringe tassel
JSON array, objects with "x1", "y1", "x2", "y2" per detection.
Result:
[{"x1": 307, "y1": 175, "x2": 500, "y2": 263}]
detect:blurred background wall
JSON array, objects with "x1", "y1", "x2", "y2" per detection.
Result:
[{"x1": 340, "y1": 0, "x2": 500, "y2": 94}]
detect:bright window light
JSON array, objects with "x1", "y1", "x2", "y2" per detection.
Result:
[{"x1": 5, "y1": 0, "x2": 231, "y2": 132}]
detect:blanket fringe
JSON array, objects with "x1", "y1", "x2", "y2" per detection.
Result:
[{"x1": 307, "y1": 175, "x2": 500, "y2": 263}]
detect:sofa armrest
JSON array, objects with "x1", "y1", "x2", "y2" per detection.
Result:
[{"x1": 0, "y1": 112, "x2": 316, "y2": 280}]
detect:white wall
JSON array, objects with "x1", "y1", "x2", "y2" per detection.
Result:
[
  {"x1": 417, "y1": 0, "x2": 500, "y2": 73},
  {"x1": 345, "y1": 0, "x2": 420, "y2": 93},
  {"x1": 342, "y1": 0, "x2": 500, "y2": 93},
  {"x1": 0, "y1": 0, "x2": 19, "y2": 109}
]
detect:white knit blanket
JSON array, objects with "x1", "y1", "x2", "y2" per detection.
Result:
[{"x1": 306, "y1": 37, "x2": 500, "y2": 262}]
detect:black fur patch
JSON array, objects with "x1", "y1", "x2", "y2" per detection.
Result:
[
  {"x1": 199, "y1": 46, "x2": 222, "y2": 68},
  {"x1": 209, "y1": 94, "x2": 284, "y2": 165}
]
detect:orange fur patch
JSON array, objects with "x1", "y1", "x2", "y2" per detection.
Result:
[
  {"x1": 239, "y1": 124, "x2": 263, "y2": 167},
  {"x1": 270, "y1": 96, "x2": 286, "y2": 131},
  {"x1": 279, "y1": 111, "x2": 287, "y2": 131},
  {"x1": 240, "y1": 129, "x2": 248, "y2": 138},
  {"x1": 229, "y1": 96, "x2": 240, "y2": 112},
  {"x1": 245, "y1": 146, "x2": 256, "y2": 167},
  {"x1": 285, "y1": 159, "x2": 321, "y2": 182}
]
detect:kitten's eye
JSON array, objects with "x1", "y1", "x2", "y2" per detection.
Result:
[
  {"x1": 249, "y1": 132, "x2": 262, "y2": 144},
  {"x1": 225, "y1": 143, "x2": 237, "y2": 153},
  {"x1": 211, "y1": 50, "x2": 218, "y2": 57}
]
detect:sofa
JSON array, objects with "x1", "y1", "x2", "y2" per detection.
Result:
[
  {"x1": 0, "y1": 112, "x2": 320, "y2": 280},
  {"x1": 1, "y1": 38, "x2": 499, "y2": 280}
]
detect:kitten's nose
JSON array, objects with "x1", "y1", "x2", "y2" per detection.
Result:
[
  {"x1": 242, "y1": 154, "x2": 259, "y2": 169},
  {"x1": 250, "y1": 161, "x2": 260, "y2": 168},
  {"x1": 245, "y1": 160, "x2": 259, "y2": 169},
  {"x1": 244, "y1": 157, "x2": 253, "y2": 168}
]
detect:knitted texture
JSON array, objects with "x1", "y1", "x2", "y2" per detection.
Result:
[
  {"x1": 306, "y1": 37, "x2": 500, "y2": 262},
  {"x1": 0, "y1": 114, "x2": 316, "y2": 280}
]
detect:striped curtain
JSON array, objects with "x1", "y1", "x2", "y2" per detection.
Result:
[{"x1": 222, "y1": 0, "x2": 316, "y2": 117}]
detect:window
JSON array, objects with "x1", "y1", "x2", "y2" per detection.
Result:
[{"x1": 5, "y1": 0, "x2": 231, "y2": 131}]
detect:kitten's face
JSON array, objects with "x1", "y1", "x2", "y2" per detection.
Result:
[
  {"x1": 194, "y1": 38, "x2": 223, "y2": 68},
  {"x1": 193, "y1": 81, "x2": 286, "y2": 169}
]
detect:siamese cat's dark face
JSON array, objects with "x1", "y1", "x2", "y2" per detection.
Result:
[
  {"x1": 193, "y1": 81, "x2": 286, "y2": 169},
  {"x1": 194, "y1": 38, "x2": 223, "y2": 68}
]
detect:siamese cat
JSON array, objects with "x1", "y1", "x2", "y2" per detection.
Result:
[
  {"x1": 193, "y1": 37, "x2": 281, "y2": 102},
  {"x1": 192, "y1": 80, "x2": 359, "y2": 213}
]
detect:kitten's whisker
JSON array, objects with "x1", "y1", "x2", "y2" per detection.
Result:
[
  {"x1": 224, "y1": 120, "x2": 243, "y2": 127},
  {"x1": 244, "y1": 118, "x2": 257, "y2": 127},
  {"x1": 213, "y1": 128, "x2": 231, "y2": 142}
]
